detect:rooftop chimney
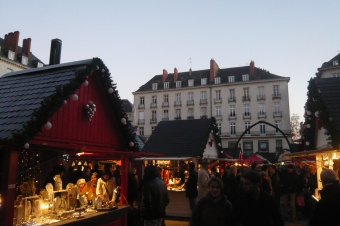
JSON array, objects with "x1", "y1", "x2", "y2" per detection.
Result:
[
  {"x1": 210, "y1": 58, "x2": 219, "y2": 82},
  {"x1": 189, "y1": 68, "x2": 192, "y2": 75},
  {"x1": 174, "y1": 68, "x2": 178, "y2": 81},
  {"x1": 4, "y1": 31, "x2": 20, "y2": 58},
  {"x1": 22, "y1": 38, "x2": 31, "y2": 59},
  {"x1": 162, "y1": 69, "x2": 168, "y2": 82},
  {"x1": 250, "y1": 61, "x2": 255, "y2": 75},
  {"x1": 49, "y1": 39, "x2": 62, "y2": 65}
]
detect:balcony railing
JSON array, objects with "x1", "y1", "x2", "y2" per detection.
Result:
[
  {"x1": 150, "y1": 118, "x2": 157, "y2": 124},
  {"x1": 200, "y1": 99, "x2": 208, "y2": 105},
  {"x1": 138, "y1": 119, "x2": 145, "y2": 124},
  {"x1": 215, "y1": 115, "x2": 222, "y2": 120},
  {"x1": 138, "y1": 104, "x2": 145, "y2": 109},
  {"x1": 221, "y1": 132, "x2": 230, "y2": 137},
  {"x1": 162, "y1": 102, "x2": 169, "y2": 107},
  {"x1": 228, "y1": 114, "x2": 237, "y2": 120},
  {"x1": 273, "y1": 111, "x2": 282, "y2": 117},
  {"x1": 174, "y1": 101, "x2": 182, "y2": 107},
  {"x1": 200, "y1": 115, "x2": 208, "y2": 119},
  {"x1": 174, "y1": 117, "x2": 181, "y2": 120},
  {"x1": 214, "y1": 98, "x2": 222, "y2": 104},
  {"x1": 150, "y1": 103, "x2": 157, "y2": 108},
  {"x1": 242, "y1": 95, "x2": 251, "y2": 102},
  {"x1": 187, "y1": 116, "x2": 195, "y2": 120},
  {"x1": 228, "y1": 97, "x2": 236, "y2": 103},
  {"x1": 272, "y1": 93, "x2": 281, "y2": 99},
  {"x1": 258, "y1": 112, "x2": 266, "y2": 118},
  {"x1": 187, "y1": 100, "x2": 194, "y2": 106},
  {"x1": 243, "y1": 113, "x2": 251, "y2": 119},
  {"x1": 257, "y1": 94, "x2": 266, "y2": 101},
  {"x1": 162, "y1": 117, "x2": 169, "y2": 121}
]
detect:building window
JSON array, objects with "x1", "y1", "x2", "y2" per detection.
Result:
[
  {"x1": 152, "y1": 83, "x2": 158, "y2": 90},
  {"x1": 332, "y1": 73, "x2": 340, "y2": 77},
  {"x1": 152, "y1": 110, "x2": 157, "y2": 120},
  {"x1": 164, "y1": 82, "x2": 169, "y2": 89},
  {"x1": 242, "y1": 74, "x2": 249, "y2": 81},
  {"x1": 228, "y1": 141, "x2": 237, "y2": 148},
  {"x1": 140, "y1": 97, "x2": 145, "y2": 105},
  {"x1": 216, "y1": 90, "x2": 221, "y2": 100},
  {"x1": 139, "y1": 127, "x2": 144, "y2": 136},
  {"x1": 217, "y1": 124, "x2": 221, "y2": 135},
  {"x1": 260, "y1": 123, "x2": 266, "y2": 134},
  {"x1": 229, "y1": 89, "x2": 235, "y2": 101},
  {"x1": 215, "y1": 106, "x2": 221, "y2": 118},
  {"x1": 188, "y1": 108, "x2": 194, "y2": 118},
  {"x1": 22, "y1": 56, "x2": 28, "y2": 65},
  {"x1": 176, "y1": 81, "x2": 181, "y2": 88},
  {"x1": 188, "y1": 92, "x2": 194, "y2": 101},
  {"x1": 244, "y1": 88, "x2": 249, "y2": 98},
  {"x1": 243, "y1": 141, "x2": 253, "y2": 157},
  {"x1": 163, "y1": 110, "x2": 169, "y2": 119},
  {"x1": 7, "y1": 68, "x2": 13, "y2": 73},
  {"x1": 37, "y1": 62, "x2": 44, "y2": 68},
  {"x1": 201, "y1": 107, "x2": 207, "y2": 118},
  {"x1": 244, "y1": 104, "x2": 250, "y2": 116},
  {"x1": 175, "y1": 109, "x2": 181, "y2": 119},
  {"x1": 201, "y1": 91, "x2": 207, "y2": 100},
  {"x1": 8, "y1": 50, "x2": 14, "y2": 60},
  {"x1": 201, "y1": 78, "x2": 207, "y2": 85},
  {"x1": 258, "y1": 140, "x2": 269, "y2": 152},
  {"x1": 259, "y1": 103, "x2": 265, "y2": 113},
  {"x1": 229, "y1": 105, "x2": 235, "y2": 116},
  {"x1": 228, "y1": 76, "x2": 235, "y2": 83},
  {"x1": 258, "y1": 86, "x2": 265, "y2": 99},
  {"x1": 276, "y1": 140, "x2": 283, "y2": 152},
  {"x1": 275, "y1": 120, "x2": 281, "y2": 132},
  {"x1": 333, "y1": 60, "x2": 338, "y2": 66},
  {"x1": 215, "y1": 77, "x2": 221, "y2": 84},
  {"x1": 274, "y1": 102, "x2": 280, "y2": 113},
  {"x1": 175, "y1": 93, "x2": 181, "y2": 102},
  {"x1": 188, "y1": 79, "x2": 194, "y2": 87},
  {"x1": 164, "y1": 94, "x2": 169, "y2": 103},
  {"x1": 273, "y1": 85, "x2": 279, "y2": 96},
  {"x1": 245, "y1": 122, "x2": 251, "y2": 134},
  {"x1": 230, "y1": 122, "x2": 236, "y2": 135},
  {"x1": 152, "y1": 95, "x2": 157, "y2": 104}
]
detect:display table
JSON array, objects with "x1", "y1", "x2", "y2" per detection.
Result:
[
  {"x1": 51, "y1": 205, "x2": 131, "y2": 226},
  {"x1": 166, "y1": 190, "x2": 191, "y2": 217}
]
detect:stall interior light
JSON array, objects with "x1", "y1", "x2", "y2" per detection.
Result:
[
  {"x1": 312, "y1": 195, "x2": 319, "y2": 202},
  {"x1": 76, "y1": 152, "x2": 93, "y2": 156}
]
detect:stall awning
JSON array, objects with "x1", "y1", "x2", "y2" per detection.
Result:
[
  {"x1": 282, "y1": 147, "x2": 336, "y2": 158},
  {"x1": 133, "y1": 157, "x2": 192, "y2": 161}
]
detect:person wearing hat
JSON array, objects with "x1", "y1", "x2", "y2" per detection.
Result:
[
  {"x1": 197, "y1": 159, "x2": 210, "y2": 201},
  {"x1": 185, "y1": 162, "x2": 198, "y2": 216},
  {"x1": 281, "y1": 164, "x2": 299, "y2": 221},
  {"x1": 96, "y1": 170, "x2": 117, "y2": 202}
]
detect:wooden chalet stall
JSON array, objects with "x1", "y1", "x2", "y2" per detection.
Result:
[
  {"x1": 0, "y1": 58, "x2": 158, "y2": 226},
  {"x1": 135, "y1": 118, "x2": 223, "y2": 217}
]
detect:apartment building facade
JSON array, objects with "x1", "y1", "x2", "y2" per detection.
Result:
[
  {"x1": 0, "y1": 31, "x2": 44, "y2": 77},
  {"x1": 133, "y1": 59, "x2": 291, "y2": 157}
]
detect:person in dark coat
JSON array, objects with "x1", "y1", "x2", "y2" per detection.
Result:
[
  {"x1": 231, "y1": 171, "x2": 284, "y2": 226},
  {"x1": 141, "y1": 165, "x2": 169, "y2": 226},
  {"x1": 268, "y1": 165, "x2": 281, "y2": 210},
  {"x1": 308, "y1": 169, "x2": 340, "y2": 226},
  {"x1": 191, "y1": 177, "x2": 232, "y2": 226},
  {"x1": 281, "y1": 164, "x2": 299, "y2": 220},
  {"x1": 185, "y1": 162, "x2": 198, "y2": 215}
]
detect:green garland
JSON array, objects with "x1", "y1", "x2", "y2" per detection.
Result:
[
  {"x1": 303, "y1": 78, "x2": 338, "y2": 149},
  {"x1": 201, "y1": 117, "x2": 223, "y2": 158},
  {"x1": 12, "y1": 57, "x2": 139, "y2": 152}
]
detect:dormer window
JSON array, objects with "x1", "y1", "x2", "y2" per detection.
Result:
[
  {"x1": 8, "y1": 50, "x2": 14, "y2": 60},
  {"x1": 22, "y1": 56, "x2": 28, "y2": 65},
  {"x1": 215, "y1": 77, "x2": 221, "y2": 84},
  {"x1": 37, "y1": 62, "x2": 44, "y2": 68},
  {"x1": 188, "y1": 79, "x2": 194, "y2": 87},
  {"x1": 242, "y1": 74, "x2": 249, "y2": 81},
  {"x1": 176, "y1": 81, "x2": 181, "y2": 88},
  {"x1": 164, "y1": 82, "x2": 169, "y2": 89},
  {"x1": 333, "y1": 60, "x2": 339, "y2": 66},
  {"x1": 228, "y1": 76, "x2": 235, "y2": 83},
  {"x1": 201, "y1": 78, "x2": 207, "y2": 85},
  {"x1": 152, "y1": 83, "x2": 158, "y2": 90}
]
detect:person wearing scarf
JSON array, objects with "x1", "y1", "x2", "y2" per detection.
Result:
[
  {"x1": 191, "y1": 176, "x2": 232, "y2": 226},
  {"x1": 96, "y1": 170, "x2": 117, "y2": 202}
]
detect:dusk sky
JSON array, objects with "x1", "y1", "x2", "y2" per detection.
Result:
[{"x1": 1, "y1": 1, "x2": 340, "y2": 120}]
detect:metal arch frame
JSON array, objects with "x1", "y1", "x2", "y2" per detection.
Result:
[{"x1": 233, "y1": 120, "x2": 292, "y2": 158}]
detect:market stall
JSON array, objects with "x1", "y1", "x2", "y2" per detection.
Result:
[{"x1": 0, "y1": 58, "x2": 159, "y2": 225}]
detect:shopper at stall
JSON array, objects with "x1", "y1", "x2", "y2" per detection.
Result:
[
  {"x1": 140, "y1": 165, "x2": 169, "y2": 226},
  {"x1": 268, "y1": 165, "x2": 281, "y2": 210},
  {"x1": 281, "y1": 164, "x2": 299, "y2": 221},
  {"x1": 96, "y1": 170, "x2": 117, "y2": 202},
  {"x1": 185, "y1": 162, "x2": 198, "y2": 215},
  {"x1": 231, "y1": 171, "x2": 284, "y2": 226},
  {"x1": 191, "y1": 176, "x2": 232, "y2": 226},
  {"x1": 81, "y1": 172, "x2": 98, "y2": 204},
  {"x1": 308, "y1": 169, "x2": 340, "y2": 226},
  {"x1": 197, "y1": 159, "x2": 210, "y2": 200}
]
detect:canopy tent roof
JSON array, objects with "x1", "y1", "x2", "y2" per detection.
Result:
[{"x1": 244, "y1": 153, "x2": 270, "y2": 163}]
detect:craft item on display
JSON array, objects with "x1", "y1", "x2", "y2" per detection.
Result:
[
  {"x1": 20, "y1": 182, "x2": 32, "y2": 197},
  {"x1": 45, "y1": 183, "x2": 53, "y2": 201},
  {"x1": 54, "y1": 175, "x2": 62, "y2": 191},
  {"x1": 29, "y1": 178, "x2": 36, "y2": 196},
  {"x1": 79, "y1": 194, "x2": 88, "y2": 207},
  {"x1": 24, "y1": 200, "x2": 31, "y2": 221},
  {"x1": 66, "y1": 183, "x2": 77, "y2": 208},
  {"x1": 60, "y1": 193, "x2": 68, "y2": 210},
  {"x1": 39, "y1": 189, "x2": 49, "y2": 200}
]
